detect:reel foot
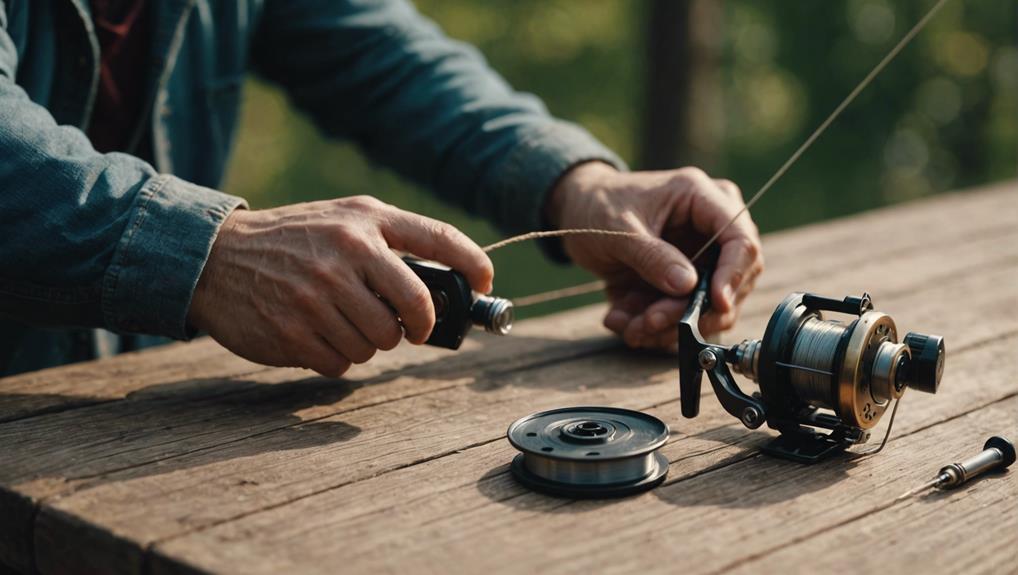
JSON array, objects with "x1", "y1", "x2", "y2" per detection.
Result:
[{"x1": 760, "y1": 430, "x2": 849, "y2": 464}]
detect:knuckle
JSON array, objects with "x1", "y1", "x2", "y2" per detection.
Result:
[
  {"x1": 734, "y1": 235, "x2": 762, "y2": 261},
  {"x1": 407, "y1": 284, "x2": 433, "y2": 315},
  {"x1": 333, "y1": 226, "x2": 374, "y2": 252},
  {"x1": 343, "y1": 195, "x2": 383, "y2": 210},
  {"x1": 717, "y1": 179, "x2": 742, "y2": 199},
  {"x1": 290, "y1": 286, "x2": 318, "y2": 313},
  {"x1": 307, "y1": 261, "x2": 335, "y2": 285},
  {"x1": 677, "y1": 166, "x2": 709, "y2": 182}
]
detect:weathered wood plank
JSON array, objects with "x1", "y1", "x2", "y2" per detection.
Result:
[
  {"x1": 33, "y1": 257, "x2": 1018, "y2": 574},
  {"x1": 0, "y1": 325, "x2": 620, "y2": 573},
  {"x1": 142, "y1": 324, "x2": 1018, "y2": 575},
  {"x1": 2, "y1": 181, "x2": 1013, "y2": 574},
  {"x1": 0, "y1": 340, "x2": 262, "y2": 424}
]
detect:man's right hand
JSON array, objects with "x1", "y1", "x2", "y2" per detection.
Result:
[{"x1": 187, "y1": 196, "x2": 494, "y2": 377}]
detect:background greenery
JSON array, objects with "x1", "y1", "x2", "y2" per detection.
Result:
[{"x1": 222, "y1": 0, "x2": 1017, "y2": 319}]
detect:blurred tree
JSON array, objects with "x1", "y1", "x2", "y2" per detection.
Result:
[
  {"x1": 223, "y1": 0, "x2": 1016, "y2": 318},
  {"x1": 641, "y1": 0, "x2": 724, "y2": 170}
]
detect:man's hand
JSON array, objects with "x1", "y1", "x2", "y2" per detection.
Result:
[
  {"x1": 187, "y1": 196, "x2": 493, "y2": 377},
  {"x1": 546, "y1": 162, "x2": 764, "y2": 349}
]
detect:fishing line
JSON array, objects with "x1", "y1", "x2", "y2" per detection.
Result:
[
  {"x1": 486, "y1": 0, "x2": 952, "y2": 307},
  {"x1": 851, "y1": 393, "x2": 904, "y2": 458}
]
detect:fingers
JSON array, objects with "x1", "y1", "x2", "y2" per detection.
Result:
[
  {"x1": 611, "y1": 235, "x2": 699, "y2": 298},
  {"x1": 700, "y1": 271, "x2": 757, "y2": 335},
  {"x1": 681, "y1": 174, "x2": 763, "y2": 313},
  {"x1": 335, "y1": 277, "x2": 405, "y2": 351},
  {"x1": 621, "y1": 297, "x2": 687, "y2": 348},
  {"x1": 711, "y1": 236, "x2": 763, "y2": 314},
  {"x1": 300, "y1": 334, "x2": 353, "y2": 378},
  {"x1": 315, "y1": 306, "x2": 377, "y2": 365},
  {"x1": 603, "y1": 289, "x2": 658, "y2": 333},
  {"x1": 364, "y1": 249, "x2": 437, "y2": 345},
  {"x1": 604, "y1": 286, "x2": 688, "y2": 349},
  {"x1": 381, "y1": 211, "x2": 494, "y2": 294}
]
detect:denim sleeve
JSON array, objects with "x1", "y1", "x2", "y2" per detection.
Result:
[
  {"x1": 0, "y1": 12, "x2": 246, "y2": 338},
  {"x1": 252, "y1": 0, "x2": 626, "y2": 236}
]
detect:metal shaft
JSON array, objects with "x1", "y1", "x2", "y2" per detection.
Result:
[{"x1": 935, "y1": 436, "x2": 1015, "y2": 489}]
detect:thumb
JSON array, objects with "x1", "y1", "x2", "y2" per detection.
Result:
[{"x1": 615, "y1": 235, "x2": 698, "y2": 297}]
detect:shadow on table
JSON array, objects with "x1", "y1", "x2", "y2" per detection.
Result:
[
  {"x1": 466, "y1": 340, "x2": 674, "y2": 393},
  {"x1": 473, "y1": 423, "x2": 855, "y2": 512},
  {"x1": 0, "y1": 334, "x2": 662, "y2": 489},
  {"x1": 0, "y1": 375, "x2": 364, "y2": 488}
]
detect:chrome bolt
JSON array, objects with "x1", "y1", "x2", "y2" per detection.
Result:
[
  {"x1": 698, "y1": 349, "x2": 717, "y2": 370},
  {"x1": 741, "y1": 406, "x2": 762, "y2": 428}
]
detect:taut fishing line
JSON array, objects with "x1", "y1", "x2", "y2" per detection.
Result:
[{"x1": 484, "y1": 0, "x2": 953, "y2": 308}]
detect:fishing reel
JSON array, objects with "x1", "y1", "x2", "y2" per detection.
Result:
[{"x1": 678, "y1": 274, "x2": 945, "y2": 463}]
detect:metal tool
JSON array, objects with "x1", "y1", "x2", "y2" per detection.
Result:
[
  {"x1": 678, "y1": 268, "x2": 946, "y2": 463},
  {"x1": 898, "y1": 436, "x2": 1016, "y2": 500},
  {"x1": 506, "y1": 407, "x2": 670, "y2": 498},
  {"x1": 403, "y1": 257, "x2": 513, "y2": 349},
  {"x1": 934, "y1": 436, "x2": 1015, "y2": 489}
]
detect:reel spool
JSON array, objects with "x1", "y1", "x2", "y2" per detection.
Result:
[
  {"x1": 507, "y1": 407, "x2": 670, "y2": 498},
  {"x1": 678, "y1": 273, "x2": 945, "y2": 463}
]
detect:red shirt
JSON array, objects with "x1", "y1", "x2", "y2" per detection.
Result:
[{"x1": 87, "y1": 0, "x2": 151, "y2": 153}]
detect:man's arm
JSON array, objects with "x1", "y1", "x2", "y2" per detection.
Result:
[
  {"x1": 251, "y1": 0, "x2": 624, "y2": 235},
  {"x1": 0, "y1": 8, "x2": 245, "y2": 338},
  {"x1": 250, "y1": 0, "x2": 764, "y2": 349}
]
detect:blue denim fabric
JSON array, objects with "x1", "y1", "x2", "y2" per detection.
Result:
[{"x1": 0, "y1": 0, "x2": 624, "y2": 375}]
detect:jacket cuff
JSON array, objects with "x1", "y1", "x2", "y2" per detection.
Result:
[
  {"x1": 483, "y1": 120, "x2": 627, "y2": 262},
  {"x1": 101, "y1": 175, "x2": 247, "y2": 339}
]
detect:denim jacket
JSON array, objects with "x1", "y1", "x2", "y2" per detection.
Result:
[{"x1": 0, "y1": 0, "x2": 623, "y2": 375}]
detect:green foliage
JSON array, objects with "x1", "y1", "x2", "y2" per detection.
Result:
[{"x1": 222, "y1": 0, "x2": 1016, "y2": 318}]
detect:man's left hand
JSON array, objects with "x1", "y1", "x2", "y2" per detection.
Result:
[{"x1": 545, "y1": 162, "x2": 764, "y2": 350}]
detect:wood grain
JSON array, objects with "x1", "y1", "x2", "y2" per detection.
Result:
[
  {"x1": 145, "y1": 329, "x2": 1018, "y2": 575},
  {"x1": 38, "y1": 197, "x2": 1018, "y2": 572},
  {"x1": 0, "y1": 181, "x2": 1012, "y2": 574}
]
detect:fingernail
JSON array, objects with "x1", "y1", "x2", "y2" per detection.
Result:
[{"x1": 666, "y1": 264, "x2": 693, "y2": 293}]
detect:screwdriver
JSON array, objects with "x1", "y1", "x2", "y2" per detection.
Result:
[{"x1": 898, "y1": 436, "x2": 1016, "y2": 500}]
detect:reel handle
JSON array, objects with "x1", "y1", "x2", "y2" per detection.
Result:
[
  {"x1": 677, "y1": 259, "x2": 767, "y2": 428},
  {"x1": 678, "y1": 272, "x2": 710, "y2": 418}
]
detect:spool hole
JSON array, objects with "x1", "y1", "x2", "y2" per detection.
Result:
[
  {"x1": 541, "y1": 447, "x2": 554, "y2": 452},
  {"x1": 526, "y1": 432, "x2": 537, "y2": 437},
  {"x1": 586, "y1": 451, "x2": 600, "y2": 456}
]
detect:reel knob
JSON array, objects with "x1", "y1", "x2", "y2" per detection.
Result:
[{"x1": 902, "y1": 332, "x2": 945, "y2": 394}]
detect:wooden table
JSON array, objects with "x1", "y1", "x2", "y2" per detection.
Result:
[{"x1": 2, "y1": 182, "x2": 1016, "y2": 575}]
